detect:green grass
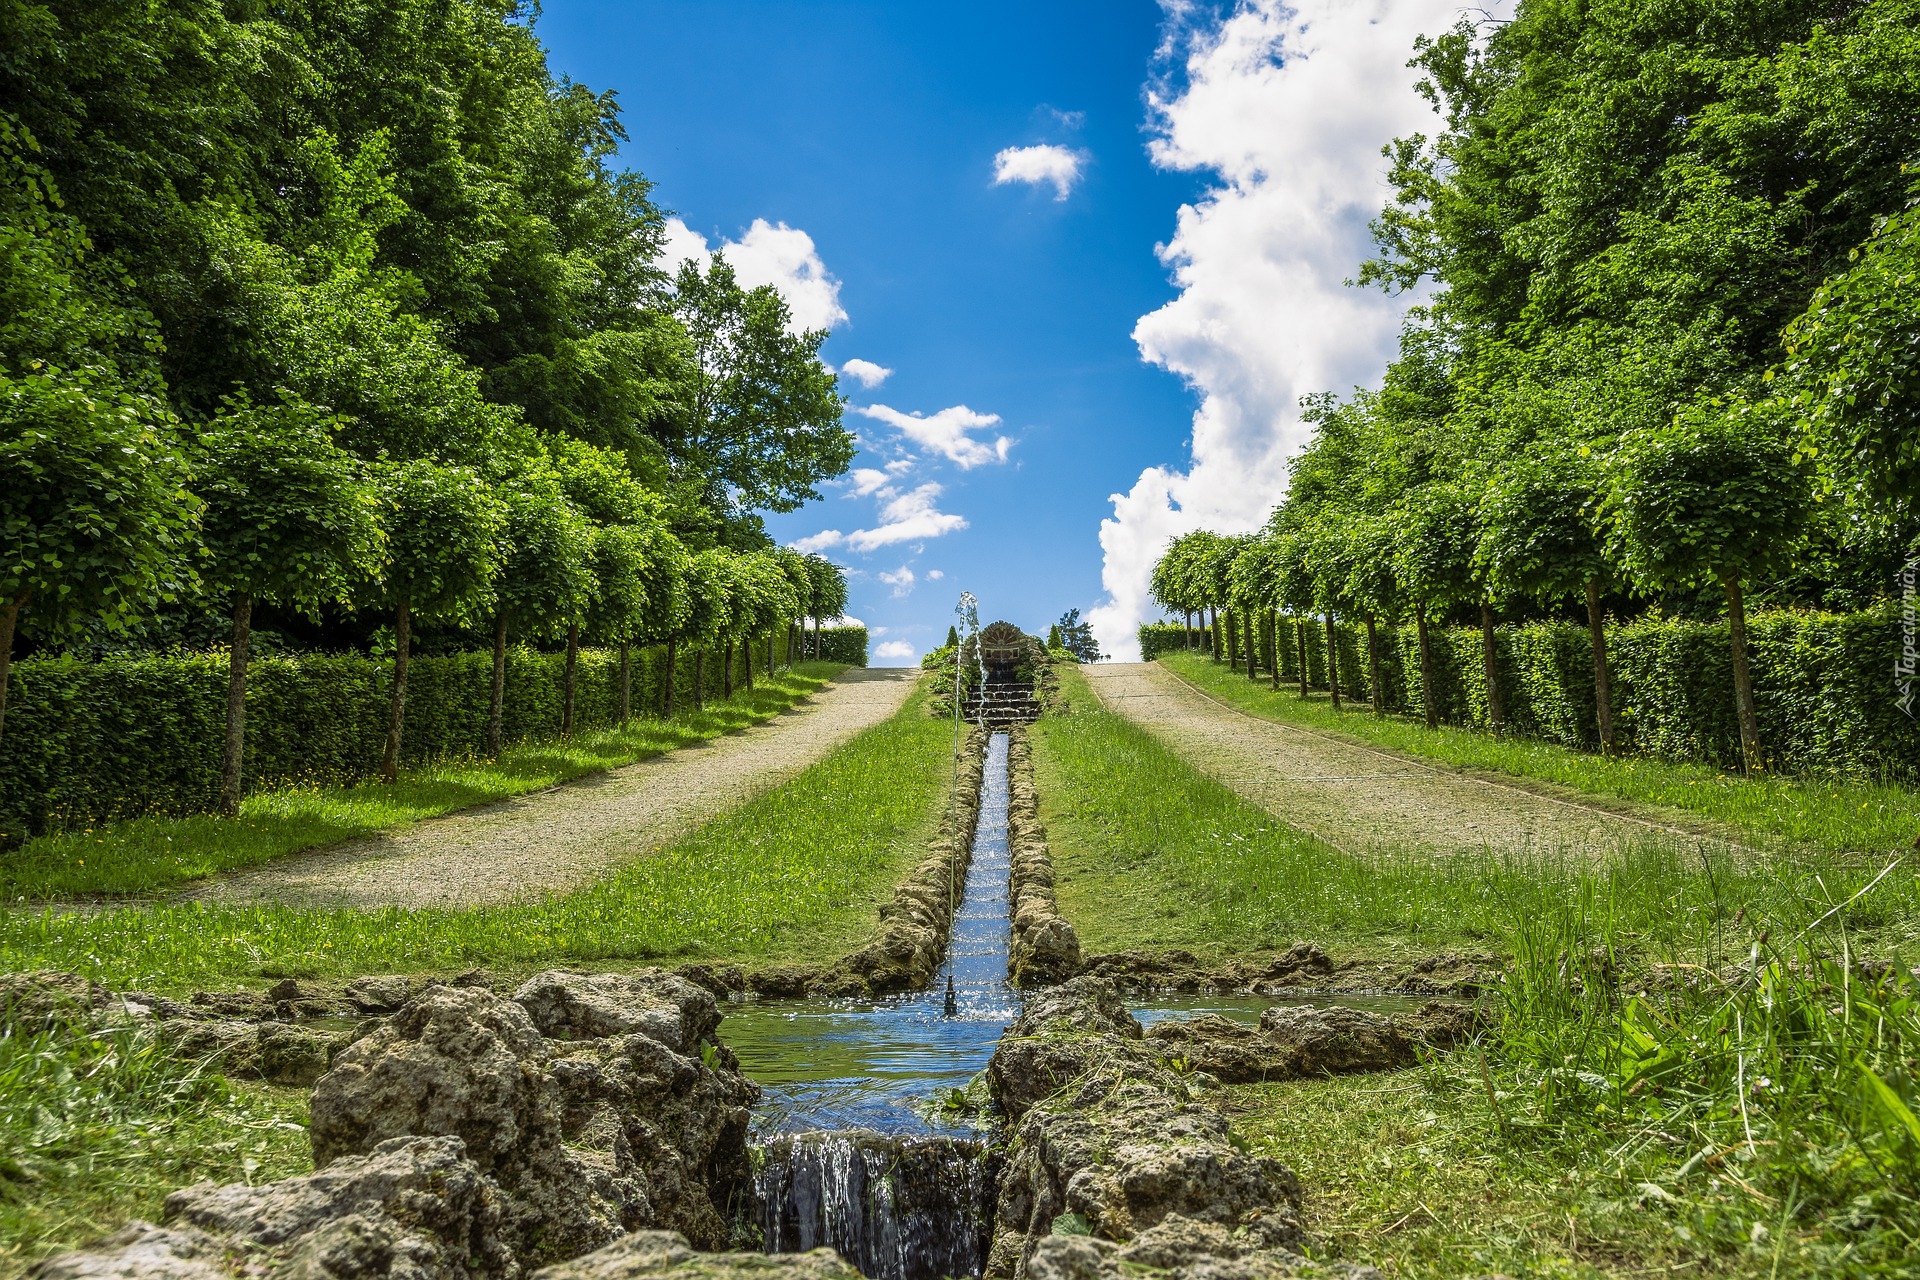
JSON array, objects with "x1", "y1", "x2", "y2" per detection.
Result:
[
  {"x1": 0, "y1": 1021, "x2": 311, "y2": 1274},
  {"x1": 1044, "y1": 663, "x2": 1920, "y2": 1275},
  {"x1": 1036, "y1": 667, "x2": 1920, "y2": 961},
  {"x1": 0, "y1": 677, "x2": 959, "y2": 990},
  {"x1": 4, "y1": 662, "x2": 847, "y2": 900},
  {"x1": 1159, "y1": 649, "x2": 1920, "y2": 856}
]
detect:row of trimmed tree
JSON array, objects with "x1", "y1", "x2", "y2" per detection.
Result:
[
  {"x1": 1151, "y1": 405, "x2": 1817, "y2": 773},
  {"x1": 2, "y1": 399, "x2": 847, "y2": 812}
]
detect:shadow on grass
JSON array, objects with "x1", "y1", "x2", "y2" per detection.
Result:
[{"x1": 4, "y1": 664, "x2": 843, "y2": 900}]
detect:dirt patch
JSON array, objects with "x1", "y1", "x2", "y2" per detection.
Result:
[
  {"x1": 1085, "y1": 663, "x2": 1674, "y2": 859},
  {"x1": 191, "y1": 669, "x2": 916, "y2": 910},
  {"x1": 1005, "y1": 728, "x2": 1081, "y2": 987}
]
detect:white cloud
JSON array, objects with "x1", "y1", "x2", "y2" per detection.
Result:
[
  {"x1": 1087, "y1": 0, "x2": 1495, "y2": 661},
  {"x1": 852, "y1": 404, "x2": 1011, "y2": 469},
  {"x1": 873, "y1": 640, "x2": 917, "y2": 664},
  {"x1": 927, "y1": 569, "x2": 945, "y2": 581},
  {"x1": 790, "y1": 529, "x2": 844, "y2": 553},
  {"x1": 846, "y1": 483, "x2": 967, "y2": 551},
  {"x1": 662, "y1": 215, "x2": 848, "y2": 333},
  {"x1": 846, "y1": 468, "x2": 893, "y2": 497},
  {"x1": 878, "y1": 566, "x2": 916, "y2": 596},
  {"x1": 992, "y1": 144, "x2": 1088, "y2": 200},
  {"x1": 840, "y1": 359, "x2": 893, "y2": 388}
]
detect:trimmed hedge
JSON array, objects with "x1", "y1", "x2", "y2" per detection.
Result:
[
  {"x1": 0, "y1": 631, "x2": 802, "y2": 840},
  {"x1": 809, "y1": 625, "x2": 868, "y2": 667},
  {"x1": 1187, "y1": 607, "x2": 1920, "y2": 781},
  {"x1": 1138, "y1": 624, "x2": 1197, "y2": 661}
]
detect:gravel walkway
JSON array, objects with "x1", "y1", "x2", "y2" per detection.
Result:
[
  {"x1": 1085, "y1": 663, "x2": 1685, "y2": 859},
  {"x1": 193, "y1": 669, "x2": 918, "y2": 909}
]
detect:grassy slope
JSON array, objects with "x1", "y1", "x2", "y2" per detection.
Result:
[
  {"x1": 1041, "y1": 662, "x2": 1920, "y2": 1276},
  {"x1": 1159, "y1": 649, "x2": 1920, "y2": 855},
  {"x1": 5, "y1": 662, "x2": 848, "y2": 899},
  {"x1": 0, "y1": 675, "x2": 958, "y2": 990},
  {"x1": 1034, "y1": 666, "x2": 1920, "y2": 961}
]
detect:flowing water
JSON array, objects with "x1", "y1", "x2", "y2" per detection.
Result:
[{"x1": 734, "y1": 729, "x2": 1447, "y2": 1279}]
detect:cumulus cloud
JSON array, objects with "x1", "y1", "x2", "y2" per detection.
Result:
[
  {"x1": 992, "y1": 144, "x2": 1088, "y2": 200},
  {"x1": 662, "y1": 216, "x2": 848, "y2": 333},
  {"x1": 1086, "y1": 0, "x2": 1495, "y2": 661},
  {"x1": 846, "y1": 468, "x2": 893, "y2": 497},
  {"x1": 878, "y1": 566, "x2": 916, "y2": 596},
  {"x1": 873, "y1": 640, "x2": 917, "y2": 663},
  {"x1": 852, "y1": 404, "x2": 1012, "y2": 469},
  {"x1": 927, "y1": 569, "x2": 945, "y2": 581},
  {"x1": 849, "y1": 483, "x2": 968, "y2": 550},
  {"x1": 790, "y1": 529, "x2": 844, "y2": 553},
  {"x1": 840, "y1": 358, "x2": 893, "y2": 388}
]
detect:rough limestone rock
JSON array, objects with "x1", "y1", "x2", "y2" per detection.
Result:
[
  {"x1": 343, "y1": 976, "x2": 415, "y2": 1015},
  {"x1": 529, "y1": 1231, "x2": 856, "y2": 1280},
  {"x1": 310, "y1": 984, "x2": 756, "y2": 1264},
  {"x1": 1025, "y1": 1216, "x2": 1378, "y2": 1280},
  {"x1": 985, "y1": 979, "x2": 1302, "y2": 1280},
  {"x1": 1147, "y1": 1002, "x2": 1483, "y2": 1084},
  {"x1": 0, "y1": 971, "x2": 115, "y2": 1028},
  {"x1": 513, "y1": 971, "x2": 719, "y2": 1051},
  {"x1": 25, "y1": 1223, "x2": 233, "y2": 1280},
  {"x1": 31, "y1": 1138, "x2": 510, "y2": 1280},
  {"x1": 1005, "y1": 732, "x2": 1082, "y2": 988},
  {"x1": 1078, "y1": 944, "x2": 1335, "y2": 996}
]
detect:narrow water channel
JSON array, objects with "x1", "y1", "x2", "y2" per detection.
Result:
[{"x1": 731, "y1": 730, "x2": 1440, "y2": 1280}]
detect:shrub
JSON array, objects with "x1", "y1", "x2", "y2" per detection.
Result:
[
  {"x1": 1137, "y1": 624, "x2": 1192, "y2": 661},
  {"x1": 0, "y1": 631, "x2": 802, "y2": 839},
  {"x1": 815, "y1": 625, "x2": 867, "y2": 666}
]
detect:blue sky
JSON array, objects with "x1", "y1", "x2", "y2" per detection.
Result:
[{"x1": 536, "y1": 1, "x2": 1480, "y2": 663}]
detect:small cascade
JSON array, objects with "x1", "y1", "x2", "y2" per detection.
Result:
[
  {"x1": 746, "y1": 731, "x2": 1016, "y2": 1277},
  {"x1": 753, "y1": 1131, "x2": 994, "y2": 1280}
]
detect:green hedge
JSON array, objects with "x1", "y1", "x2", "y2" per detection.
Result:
[
  {"x1": 1138, "y1": 624, "x2": 1197, "y2": 661},
  {"x1": 808, "y1": 625, "x2": 867, "y2": 666},
  {"x1": 0, "y1": 631, "x2": 799, "y2": 840},
  {"x1": 1185, "y1": 607, "x2": 1920, "y2": 780}
]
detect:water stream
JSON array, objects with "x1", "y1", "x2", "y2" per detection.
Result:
[{"x1": 734, "y1": 730, "x2": 1444, "y2": 1279}]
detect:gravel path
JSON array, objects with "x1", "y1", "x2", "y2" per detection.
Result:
[
  {"x1": 1085, "y1": 663, "x2": 1681, "y2": 859},
  {"x1": 193, "y1": 669, "x2": 919, "y2": 909}
]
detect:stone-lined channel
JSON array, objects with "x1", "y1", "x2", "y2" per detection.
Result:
[{"x1": 731, "y1": 730, "x2": 1434, "y2": 1280}]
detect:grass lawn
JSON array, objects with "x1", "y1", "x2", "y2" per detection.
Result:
[
  {"x1": 0, "y1": 675, "x2": 959, "y2": 991},
  {"x1": 4, "y1": 662, "x2": 847, "y2": 900},
  {"x1": 1158, "y1": 649, "x2": 1920, "y2": 856},
  {"x1": 1039, "y1": 662, "x2": 1920, "y2": 1276}
]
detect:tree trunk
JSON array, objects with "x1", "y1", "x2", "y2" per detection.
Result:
[
  {"x1": 1415, "y1": 606, "x2": 1438, "y2": 730},
  {"x1": 619, "y1": 641, "x2": 631, "y2": 726},
  {"x1": 1268, "y1": 611, "x2": 1280, "y2": 691},
  {"x1": 1296, "y1": 621, "x2": 1309, "y2": 697},
  {"x1": 1585, "y1": 579, "x2": 1615, "y2": 756},
  {"x1": 220, "y1": 591, "x2": 252, "y2": 816},
  {"x1": 489, "y1": 612, "x2": 508, "y2": 756},
  {"x1": 1210, "y1": 607, "x2": 1221, "y2": 661},
  {"x1": 1227, "y1": 609, "x2": 1240, "y2": 671},
  {"x1": 723, "y1": 640, "x2": 734, "y2": 698},
  {"x1": 1479, "y1": 601, "x2": 1507, "y2": 735},
  {"x1": 0, "y1": 592, "x2": 24, "y2": 750},
  {"x1": 1725, "y1": 574, "x2": 1762, "y2": 774},
  {"x1": 1246, "y1": 612, "x2": 1258, "y2": 681},
  {"x1": 1366, "y1": 615, "x2": 1384, "y2": 717},
  {"x1": 664, "y1": 638, "x2": 677, "y2": 717},
  {"x1": 562, "y1": 623, "x2": 579, "y2": 735},
  {"x1": 694, "y1": 650, "x2": 706, "y2": 711},
  {"x1": 381, "y1": 600, "x2": 411, "y2": 783},
  {"x1": 1325, "y1": 613, "x2": 1342, "y2": 711}
]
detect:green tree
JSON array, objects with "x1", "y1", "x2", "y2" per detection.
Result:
[
  {"x1": 490, "y1": 473, "x2": 594, "y2": 751},
  {"x1": 1054, "y1": 608, "x2": 1104, "y2": 663},
  {"x1": 679, "y1": 548, "x2": 738, "y2": 711},
  {"x1": 1607, "y1": 401, "x2": 1812, "y2": 772},
  {"x1": 587, "y1": 523, "x2": 652, "y2": 725},
  {"x1": 1391, "y1": 482, "x2": 1480, "y2": 730},
  {"x1": 804, "y1": 554, "x2": 848, "y2": 660},
  {"x1": 670, "y1": 254, "x2": 854, "y2": 525},
  {"x1": 372, "y1": 460, "x2": 503, "y2": 781},
  {"x1": 195, "y1": 399, "x2": 382, "y2": 812},
  {"x1": 0, "y1": 370, "x2": 198, "y2": 749},
  {"x1": 1478, "y1": 445, "x2": 1623, "y2": 753}
]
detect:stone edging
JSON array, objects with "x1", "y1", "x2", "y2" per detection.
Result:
[
  {"x1": 1005, "y1": 728, "x2": 1081, "y2": 988},
  {"x1": 743, "y1": 725, "x2": 991, "y2": 998}
]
